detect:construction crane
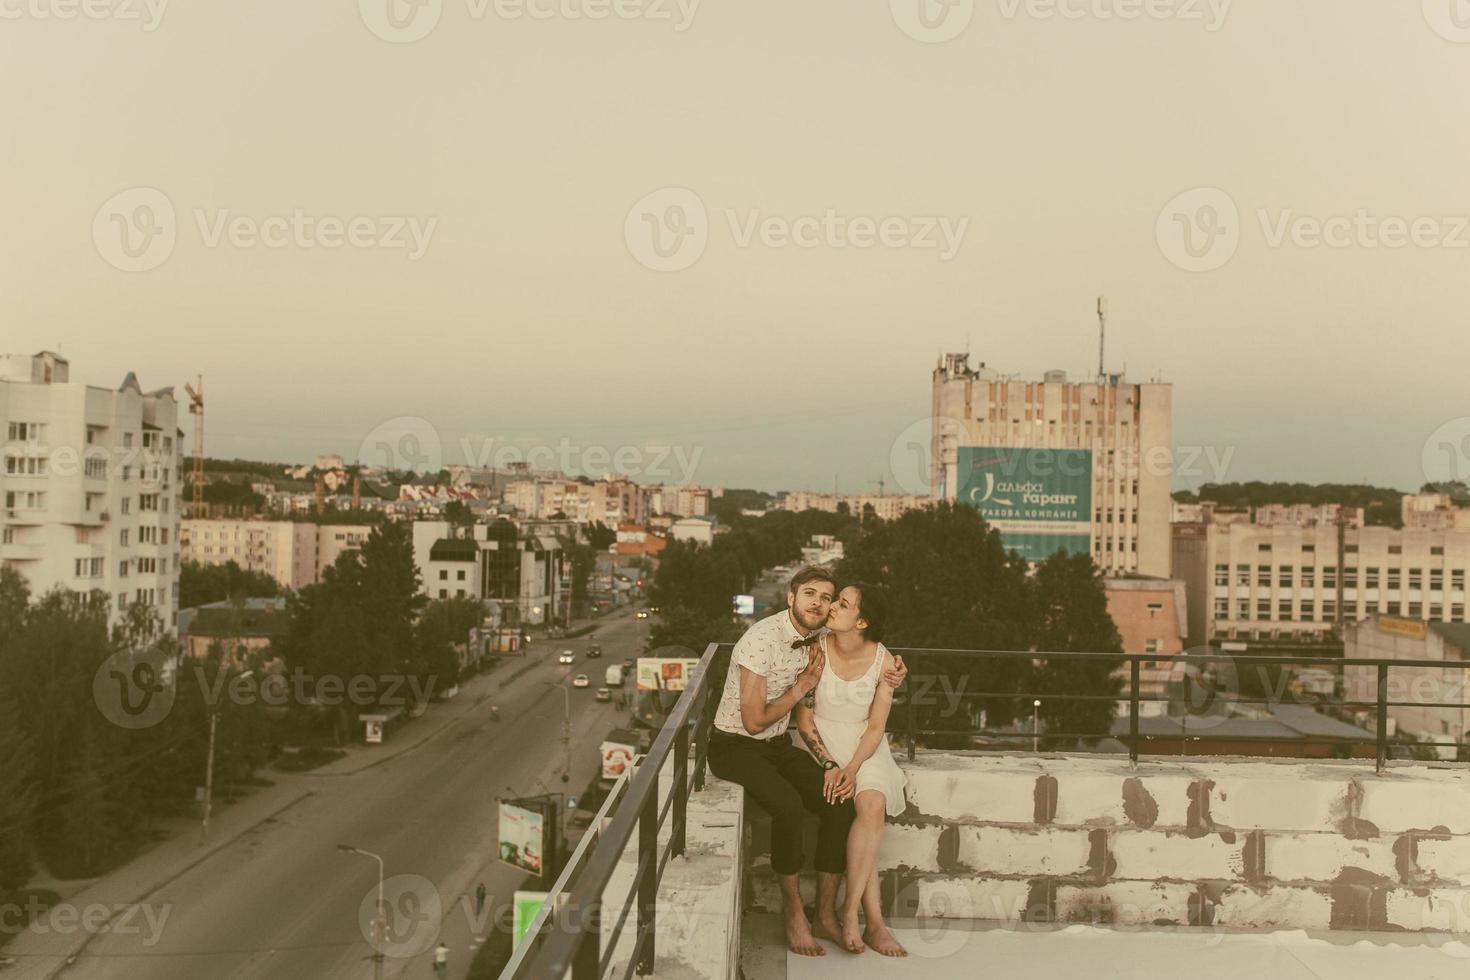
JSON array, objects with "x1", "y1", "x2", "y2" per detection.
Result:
[{"x1": 185, "y1": 377, "x2": 204, "y2": 517}]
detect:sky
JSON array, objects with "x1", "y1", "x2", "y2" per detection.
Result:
[{"x1": 2, "y1": 0, "x2": 1468, "y2": 495}]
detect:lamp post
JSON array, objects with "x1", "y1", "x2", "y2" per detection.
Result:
[
  {"x1": 202, "y1": 668, "x2": 252, "y2": 843},
  {"x1": 1032, "y1": 699, "x2": 1041, "y2": 754},
  {"x1": 543, "y1": 680, "x2": 572, "y2": 783},
  {"x1": 338, "y1": 844, "x2": 385, "y2": 980}
]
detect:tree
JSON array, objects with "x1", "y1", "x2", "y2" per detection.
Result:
[
  {"x1": 179, "y1": 560, "x2": 281, "y2": 609},
  {"x1": 0, "y1": 690, "x2": 35, "y2": 901},
  {"x1": 1027, "y1": 552, "x2": 1123, "y2": 744},
  {"x1": 414, "y1": 597, "x2": 485, "y2": 697},
  {"x1": 444, "y1": 500, "x2": 474, "y2": 527},
  {"x1": 586, "y1": 521, "x2": 616, "y2": 552}
]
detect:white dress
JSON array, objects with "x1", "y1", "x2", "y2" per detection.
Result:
[{"x1": 797, "y1": 639, "x2": 908, "y2": 817}]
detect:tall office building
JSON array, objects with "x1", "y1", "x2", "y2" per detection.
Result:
[
  {"x1": 0, "y1": 351, "x2": 183, "y2": 633},
  {"x1": 930, "y1": 353, "x2": 1173, "y2": 577}
]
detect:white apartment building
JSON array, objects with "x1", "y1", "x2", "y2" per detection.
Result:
[
  {"x1": 1180, "y1": 522, "x2": 1470, "y2": 644},
  {"x1": 504, "y1": 477, "x2": 643, "y2": 526},
  {"x1": 316, "y1": 524, "x2": 375, "y2": 577},
  {"x1": 0, "y1": 352, "x2": 182, "y2": 634},
  {"x1": 781, "y1": 490, "x2": 933, "y2": 521},
  {"x1": 411, "y1": 519, "x2": 564, "y2": 624},
  {"x1": 181, "y1": 520, "x2": 318, "y2": 591},
  {"x1": 1404, "y1": 493, "x2": 1470, "y2": 531},
  {"x1": 930, "y1": 354, "x2": 1173, "y2": 577}
]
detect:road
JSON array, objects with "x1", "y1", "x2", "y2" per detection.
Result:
[{"x1": 50, "y1": 610, "x2": 646, "y2": 980}]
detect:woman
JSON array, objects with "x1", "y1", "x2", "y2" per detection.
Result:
[{"x1": 793, "y1": 583, "x2": 908, "y2": 957}]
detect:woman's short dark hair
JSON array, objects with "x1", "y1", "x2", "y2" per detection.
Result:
[
  {"x1": 847, "y1": 583, "x2": 889, "y2": 643},
  {"x1": 789, "y1": 565, "x2": 836, "y2": 595}
]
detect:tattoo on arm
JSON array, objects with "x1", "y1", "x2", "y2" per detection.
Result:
[{"x1": 804, "y1": 725, "x2": 835, "y2": 766}]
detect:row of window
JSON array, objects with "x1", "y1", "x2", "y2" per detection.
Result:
[
  {"x1": 1215, "y1": 598, "x2": 1468, "y2": 622},
  {"x1": 12, "y1": 423, "x2": 175, "y2": 454},
  {"x1": 1216, "y1": 564, "x2": 1466, "y2": 590}
]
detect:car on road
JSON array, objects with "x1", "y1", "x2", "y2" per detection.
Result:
[
  {"x1": 636, "y1": 609, "x2": 649, "y2": 619},
  {"x1": 573, "y1": 674, "x2": 590, "y2": 688},
  {"x1": 586, "y1": 645, "x2": 602, "y2": 658},
  {"x1": 622, "y1": 658, "x2": 635, "y2": 671},
  {"x1": 595, "y1": 687, "x2": 612, "y2": 702},
  {"x1": 558, "y1": 650, "x2": 575, "y2": 664},
  {"x1": 648, "y1": 605, "x2": 660, "y2": 613}
]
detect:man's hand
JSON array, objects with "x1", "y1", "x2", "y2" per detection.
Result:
[
  {"x1": 882, "y1": 654, "x2": 908, "y2": 690},
  {"x1": 823, "y1": 765, "x2": 854, "y2": 804},
  {"x1": 795, "y1": 646, "x2": 825, "y2": 696}
]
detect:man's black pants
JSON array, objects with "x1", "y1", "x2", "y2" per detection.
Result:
[{"x1": 707, "y1": 728, "x2": 855, "y2": 876}]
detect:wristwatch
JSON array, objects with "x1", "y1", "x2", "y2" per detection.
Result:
[{"x1": 822, "y1": 761, "x2": 839, "y2": 771}]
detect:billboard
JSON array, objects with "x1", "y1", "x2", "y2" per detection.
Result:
[
  {"x1": 956, "y1": 447, "x2": 1092, "y2": 562},
  {"x1": 636, "y1": 657, "x2": 700, "y2": 692},
  {"x1": 601, "y1": 736, "x2": 638, "y2": 781},
  {"x1": 497, "y1": 799, "x2": 547, "y2": 876},
  {"x1": 512, "y1": 891, "x2": 550, "y2": 949}
]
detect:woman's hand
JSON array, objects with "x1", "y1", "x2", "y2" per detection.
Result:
[{"x1": 823, "y1": 765, "x2": 854, "y2": 804}]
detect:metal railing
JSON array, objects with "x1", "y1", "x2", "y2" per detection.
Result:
[
  {"x1": 503, "y1": 641, "x2": 1465, "y2": 977},
  {"x1": 501, "y1": 642, "x2": 730, "y2": 980},
  {"x1": 886, "y1": 647, "x2": 1470, "y2": 774}
]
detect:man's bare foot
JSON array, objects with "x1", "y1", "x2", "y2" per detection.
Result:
[
  {"x1": 839, "y1": 914, "x2": 866, "y2": 954},
  {"x1": 785, "y1": 908, "x2": 826, "y2": 957},
  {"x1": 812, "y1": 913, "x2": 844, "y2": 947},
  {"x1": 864, "y1": 925, "x2": 908, "y2": 957}
]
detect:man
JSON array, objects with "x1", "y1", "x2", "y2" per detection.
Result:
[
  {"x1": 433, "y1": 940, "x2": 449, "y2": 978},
  {"x1": 707, "y1": 566, "x2": 906, "y2": 957}
]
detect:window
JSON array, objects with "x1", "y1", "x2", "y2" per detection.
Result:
[
  {"x1": 6, "y1": 422, "x2": 43, "y2": 441},
  {"x1": 438, "y1": 589, "x2": 447, "y2": 599},
  {"x1": 1237, "y1": 600, "x2": 1250, "y2": 620},
  {"x1": 139, "y1": 494, "x2": 159, "y2": 512},
  {"x1": 120, "y1": 529, "x2": 129, "y2": 546},
  {"x1": 1235, "y1": 564, "x2": 1250, "y2": 587},
  {"x1": 119, "y1": 560, "x2": 129, "y2": 578},
  {"x1": 1214, "y1": 599, "x2": 1229, "y2": 620},
  {"x1": 1346, "y1": 544, "x2": 1359, "y2": 554},
  {"x1": 1, "y1": 528, "x2": 11, "y2": 545},
  {"x1": 1454, "y1": 570, "x2": 1465, "y2": 591},
  {"x1": 1257, "y1": 566, "x2": 1272, "y2": 587},
  {"x1": 4, "y1": 455, "x2": 46, "y2": 476},
  {"x1": 73, "y1": 558, "x2": 103, "y2": 578},
  {"x1": 121, "y1": 497, "x2": 131, "y2": 515},
  {"x1": 1454, "y1": 604, "x2": 1466, "y2": 620},
  {"x1": 84, "y1": 457, "x2": 107, "y2": 479},
  {"x1": 4, "y1": 491, "x2": 45, "y2": 511},
  {"x1": 1431, "y1": 546, "x2": 1444, "y2": 557},
  {"x1": 1323, "y1": 600, "x2": 1337, "y2": 619},
  {"x1": 1302, "y1": 543, "x2": 1315, "y2": 553},
  {"x1": 1344, "y1": 570, "x2": 1359, "y2": 588},
  {"x1": 1280, "y1": 567, "x2": 1294, "y2": 588},
  {"x1": 1388, "y1": 568, "x2": 1401, "y2": 589},
  {"x1": 1258, "y1": 543, "x2": 1273, "y2": 552},
  {"x1": 161, "y1": 529, "x2": 168, "y2": 545},
  {"x1": 456, "y1": 589, "x2": 466, "y2": 598},
  {"x1": 1302, "y1": 568, "x2": 1316, "y2": 588},
  {"x1": 1431, "y1": 569, "x2": 1444, "y2": 590},
  {"x1": 1389, "y1": 545, "x2": 1403, "y2": 555},
  {"x1": 1430, "y1": 604, "x2": 1443, "y2": 620},
  {"x1": 1257, "y1": 599, "x2": 1271, "y2": 618},
  {"x1": 1323, "y1": 570, "x2": 1337, "y2": 589},
  {"x1": 1365, "y1": 568, "x2": 1379, "y2": 588},
  {"x1": 1410, "y1": 570, "x2": 1423, "y2": 590},
  {"x1": 1214, "y1": 564, "x2": 1229, "y2": 587},
  {"x1": 1301, "y1": 601, "x2": 1315, "y2": 620},
  {"x1": 1409, "y1": 602, "x2": 1423, "y2": 617},
  {"x1": 1145, "y1": 639, "x2": 1160, "y2": 653},
  {"x1": 123, "y1": 433, "x2": 133, "y2": 448},
  {"x1": 439, "y1": 570, "x2": 447, "y2": 580},
  {"x1": 1279, "y1": 600, "x2": 1293, "y2": 620},
  {"x1": 142, "y1": 431, "x2": 159, "y2": 450},
  {"x1": 456, "y1": 570, "x2": 466, "y2": 581}
]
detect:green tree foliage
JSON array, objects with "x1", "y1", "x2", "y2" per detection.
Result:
[
  {"x1": 586, "y1": 521, "x2": 616, "y2": 552},
  {"x1": 1027, "y1": 552, "x2": 1123, "y2": 742},
  {"x1": 413, "y1": 597, "x2": 485, "y2": 696},
  {"x1": 443, "y1": 500, "x2": 474, "y2": 526},
  {"x1": 179, "y1": 560, "x2": 281, "y2": 609}
]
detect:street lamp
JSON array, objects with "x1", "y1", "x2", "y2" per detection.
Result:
[
  {"x1": 542, "y1": 681, "x2": 573, "y2": 783},
  {"x1": 202, "y1": 668, "x2": 252, "y2": 843},
  {"x1": 337, "y1": 844, "x2": 385, "y2": 980},
  {"x1": 1032, "y1": 699, "x2": 1041, "y2": 754}
]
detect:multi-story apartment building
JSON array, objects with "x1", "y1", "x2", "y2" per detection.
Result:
[
  {"x1": 181, "y1": 520, "x2": 318, "y2": 591},
  {"x1": 1174, "y1": 521, "x2": 1470, "y2": 644},
  {"x1": 411, "y1": 518, "x2": 564, "y2": 625},
  {"x1": 1403, "y1": 492, "x2": 1470, "y2": 531},
  {"x1": 504, "y1": 476, "x2": 644, "y2": 527},
  {"x1": 780, "y1": 491, "x2": 933, "y2": 521},
  {"x1": 930, "y1": 354, "x2": 1173, "y2": 577},
  {"x1": 0, "y1": 351, "x2": 182, "y2": 633}
]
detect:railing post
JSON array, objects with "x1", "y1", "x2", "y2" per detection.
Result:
[
  {"x1": 672, "y1": 719, "x2": 690, "y2": 859},
  {"x1": 636, "y1": 774, "x2": 658, "y2": 975},
  {"x1": 906, "y1": 652, "x2": 917, "y2": 762},
  {"x1": 572, "y1": 900, "x2": 601, "y2": 980},
  {"x1": 1129, "y1": 657, "x2": 1140, "y2": 770},
  {"x1": 1376, "y1": 663, "x2": 1389, "y2": 774}
]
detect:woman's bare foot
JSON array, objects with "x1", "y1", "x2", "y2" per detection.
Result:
[
  {"x1": 839, "y1": 913, "x2": 866, "y2": 954},
  {"x1": 785, "y1": 907, "x2": 825, "y2": 957},
  {"x1": 863, "y1": 924, "x2": 908, "y2": 957}
]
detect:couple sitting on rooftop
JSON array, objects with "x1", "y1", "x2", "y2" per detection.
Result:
[{"x1": 707, "y1": 565, "x2": 910, "y2": 957}]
